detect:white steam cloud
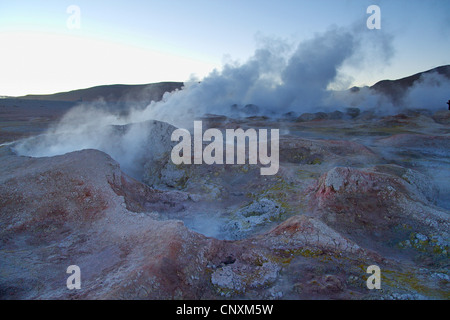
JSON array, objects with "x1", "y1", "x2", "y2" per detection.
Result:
[
  {"x1": 12, "y1": 23, "x2": 450, "y2": 180},
  {"x1": 404, "y1": 72, "x2": 450, "y2": 110},
  {"x1": 132, "y1": 25, "x2": 397, "y2": 127}
]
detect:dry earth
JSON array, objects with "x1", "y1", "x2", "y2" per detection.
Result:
[{"x1": 0, "y1": 106, "x2": 449, "y2": 300}]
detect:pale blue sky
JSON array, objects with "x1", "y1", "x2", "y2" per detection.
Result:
[{"x1": 0, "y1": 0, "x2": 449, "y2": 96}]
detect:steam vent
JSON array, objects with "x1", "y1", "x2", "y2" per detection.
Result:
[{"x1": 1, "y1": 2, "x2": 449, "y2": 304}]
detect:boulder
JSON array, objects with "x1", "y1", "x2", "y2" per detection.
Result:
[
  {"x1": 345, "y1": 108, "x2": 360, "y2": 119},
  {"x1": 432, "y1": 110, "x2": 450, "y2": 125},
  {"x1": 310, "y1": 166, "x2": 449, "y2": 250}
]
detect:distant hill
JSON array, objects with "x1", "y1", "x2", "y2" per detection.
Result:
[
  {"x1": 369, "y1": 65, "x2": 450, "y2": 102},
  {"x1": 12, "y1": 65, "x2": 450, "y2": 106},
  {"x1": 18, "y1": 82, "x2": 184, "y2": 103}
]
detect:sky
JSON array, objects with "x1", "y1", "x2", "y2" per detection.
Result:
[{"x1": 0, "y1": 0, "x2": 449, "y2": 96}]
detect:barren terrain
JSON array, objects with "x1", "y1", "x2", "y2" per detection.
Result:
[{"x1": 0, "y1": 77, "x2": 449, "y2": 300}]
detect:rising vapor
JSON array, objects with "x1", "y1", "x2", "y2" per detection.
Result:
[{"x1": 13, "y1": 23, "x2": 449, "y2": 178}]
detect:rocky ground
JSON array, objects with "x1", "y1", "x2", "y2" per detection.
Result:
[{"x1": 0, "y1": 107, "x2": 449, "y2": 300}]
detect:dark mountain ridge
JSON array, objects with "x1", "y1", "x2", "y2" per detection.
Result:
[
  {"x1": 18, "y1": 82, "x2": 184, "y2": 103},
  {"x1": 369, "y1": 65, "x2": 450, "y2": 102}
]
